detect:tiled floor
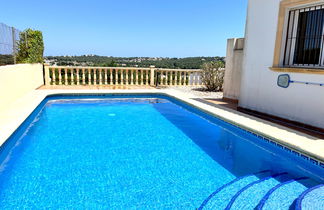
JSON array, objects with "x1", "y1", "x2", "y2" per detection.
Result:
[{"x1": 203, "y1": 98, "x2": 238, "y2": 110}]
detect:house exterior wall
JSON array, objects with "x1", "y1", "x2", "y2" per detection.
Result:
[
  {"x1": 239, "y1": 0, "x2": 324, "y2": 128},
  {"x1": 0, "y1": 64, "x2": 44, "y2": 110},
  {"x1": 223, "y1": 38, "x2": 244, "y2": 100}
]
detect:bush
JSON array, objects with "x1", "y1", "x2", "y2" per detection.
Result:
[
  {"x1": 16, "y1": 29, "x2": 44, "y2": 63},
  {"x1": 0, "y1": 54, "x2": 14, "y2": 65},
  {"x1": 201, "y1": 61, "x2": 225, "y2": 91}
]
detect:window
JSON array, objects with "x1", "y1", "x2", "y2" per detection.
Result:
[{"x1": 283, "y1": 5, "x2": 324, "y2": 67}]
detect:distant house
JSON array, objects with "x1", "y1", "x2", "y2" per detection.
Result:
[{"x1": 224, "y1": 0, "x2": 324, "y2": 129}]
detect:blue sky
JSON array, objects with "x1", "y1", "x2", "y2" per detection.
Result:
[{"x1": 1, "y1": 0, "x2": 247, "y2": 57}]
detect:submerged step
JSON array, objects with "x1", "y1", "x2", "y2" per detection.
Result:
[
  {"x1": 295, "y1": 184, "x2": 324, "y2": 210},
  {"x1": 256, "y1": 178, "x2": 315, "y2": 210},
  {"x1": 198, "y1": 171, "x2": 271, "y2": 209},
  {"x1": 225, "y1": 173, "x2": 291, "y2": 210}
]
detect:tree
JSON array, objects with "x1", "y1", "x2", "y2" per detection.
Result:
[
  {"x1": 201, "y1": 61, "x2": 225, "y2": 91},
  {"x1": 16, "y1": 29, "x2": 44, "y2": 63}
]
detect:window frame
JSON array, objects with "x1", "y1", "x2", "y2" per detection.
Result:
[
  {"x1": 282, "y1": 4, "x2": 324, "y2": 68},
  {"x1": 271, "y1": 0, "x2": 324, "y2": 74}
]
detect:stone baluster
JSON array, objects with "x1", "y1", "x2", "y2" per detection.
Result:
[
  {"x1": 64, "y1": 68, "x2": 68, "y2": 85},
  {"x1": 125, "y1": 69, "x2": 129, "y2": 85},
  {"x1": 145, "y1": 70, "x2": 149, "y2": 85},
  {"x1": 150, "y1": 66, "x2": 155, "y2": 86},
  {"x1": 120, "y1": 69, "x2": 124, "y2": 85},
  {"x1": 76, "y1": 69, "x2": 80, "y2": 85},
  {"x1": 103, "y1": 69, "x2": 107, "y2": 85},
  {"x1": 58, "y1": 68, "x2": 62, "y2": 85},
  {"x1": 135, "y1": 70, "x2": 139, "y2": 85},
  {"x1": 159, "y1": 71, "x2": 161, "y2": 85},
  {"x1": 114, "y1": 69, "x2": 118, "y2": 85},
  {"x1": 159, "y1": 71, "x2": 163, "y2": 86},
  {"x1": 168, "y1": 71, "x2": 171, "y2": 85},
  {"x1": 98, "y1": 69, "x2": 102, "y2": 85},
  {"x1": 109, "y1": 69, "x2": 112, "y2": 85},
  {"x1": 87, "y1": 68, "x2": 91, "y2": 85},
  {"x1": 44, "y1": 64, "x2": 51, "y2": 86},
  {"x1": 163, "y1": 71, "x2": 166, "y2": 85},
  {"x1": 185, "y1": 71, "x2": 189, "y2": 85},
  {"x1": 70, "y1": 68, "x2": 74, "y2": 85},
  {"x1": 43, "y1": 65, "x2": 204, "y2": 87},
  {"x1": 140, "y1": 69, "x2": 144, "y2": 85},
  {"x1": 179, "y1": 71, "x2": 183, "y2": 85},
  {"x1": 130, "y1": 70, "x2": 134, "y2": 85},
  {"x1": 191, "y1": 72, "x2": 194, "y2": 85},
  {"x1": 190, "y1": 72, "x2": 194, "y2": 85},
  {"x1": 93, "y1": 69, "x2": 97, "y2": 85},
  {"x1": 175, "y1": 71, "x2": 178, "y2": 85},
  {"x1": 81, "y1": 69, "x2": 85, "y2": 85},
  {"x1": 187, "y1": 72, "x2": 191, "y2": 85},
  {"x1": 52, "y1": 68, "x2": 56, "y2": 85}
]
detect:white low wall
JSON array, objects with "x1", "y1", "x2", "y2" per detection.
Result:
[
  {"x1": 0, "y1": 64, "x2": 44, "y2": 110},
  {"x1": 223, "y1": 38, "x2": 244, "y2": 100}
]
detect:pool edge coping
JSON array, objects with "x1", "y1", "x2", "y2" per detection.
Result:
[{"x1": 0, "y1": 89, "x2": 323, "y2": 165}]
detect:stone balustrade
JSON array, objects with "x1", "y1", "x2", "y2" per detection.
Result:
[{"x1": 44, "y1": 65, "x2": 204, "y2": 86}]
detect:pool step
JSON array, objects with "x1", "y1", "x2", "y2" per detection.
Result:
[
  {"x1": 199, "y1": 172, "x2": 319, "y2": 210},
  {"x1": 198, "y1": 170, "x2": 272, "y2": 209},
  {"x1": 256, "y1": 178, "x2": 312, "y2": 210},
  {"x1": 224, "y1": 173, "x2": 291, "y2": 210},
  {"x1": 295, "y1": 184, "x2": 324, "y2": 210}
]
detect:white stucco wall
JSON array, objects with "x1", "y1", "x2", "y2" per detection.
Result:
[
  {"x1": 223, "y1": 38, "x2": 244, "y2": 100},
  {"x1": 239, "y1": 0, "x2": 324, "y2": 128},
  {"x1": 0, "y1": 64, "x2": 44, "y2": 110}
]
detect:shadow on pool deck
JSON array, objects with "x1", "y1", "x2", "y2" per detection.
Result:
[{"x1": 194, "y1": 97, "x2": 324, "y2": 140}]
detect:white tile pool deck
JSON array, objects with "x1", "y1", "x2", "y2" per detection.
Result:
[{"x1": 0, "y1": 89, "x2": 323, "y2": 164}]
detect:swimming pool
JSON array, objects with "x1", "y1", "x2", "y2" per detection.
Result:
[{"x1": 0, "y1": 94, "x2": 323, "y2": 209}]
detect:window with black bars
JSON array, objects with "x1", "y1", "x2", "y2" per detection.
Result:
[{"x1": 283, "y1": 5, "x2": 324, "y2": 67}]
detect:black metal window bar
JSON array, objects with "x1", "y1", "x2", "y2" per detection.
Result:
[{"x1": 283, "y1": 5, "x2": 324, "y2": 67}]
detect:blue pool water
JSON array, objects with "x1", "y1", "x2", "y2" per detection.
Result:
[{"x1": 0, "y1": 95, "x2": 322, "y2": 209}]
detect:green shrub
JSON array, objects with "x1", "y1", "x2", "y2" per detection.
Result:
[
  {"x1": 16, "y1": 29, "x2": 44, "y2": 63},
  {"x1": 201, "y1": 61, "x2": 225, "y2": 91},
  {"x1": 0, "y1": 54, "x2": 14, "y2": 65}
]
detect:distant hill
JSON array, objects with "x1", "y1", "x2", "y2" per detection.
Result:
[{"x1": 45, "y1": 55, "x2": 225, "y2": 69}]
